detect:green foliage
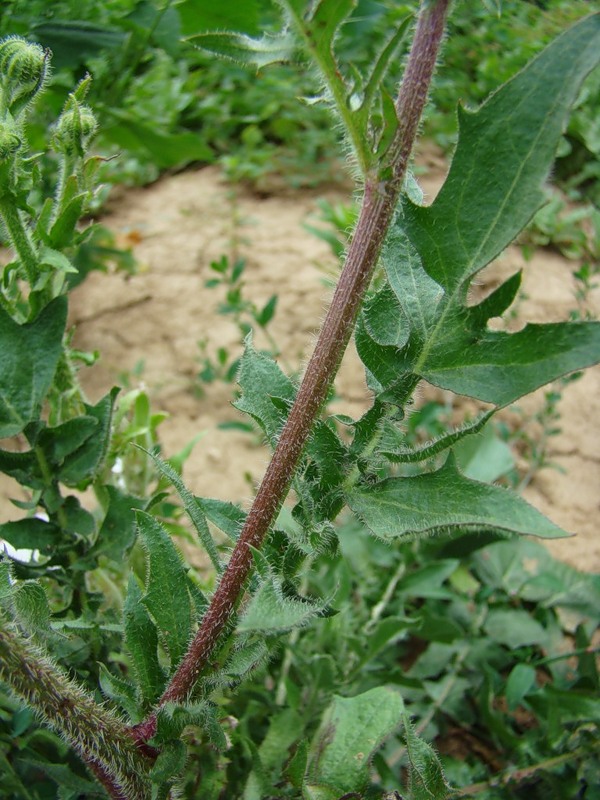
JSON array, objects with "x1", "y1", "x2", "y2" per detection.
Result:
[{"x1": 1, "y1": 6, "x2": 600, "y2": 800}]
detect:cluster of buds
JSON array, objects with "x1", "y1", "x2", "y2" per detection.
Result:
[{"x1": 0, "y1": 36, "x2": 48, "y2": 117}]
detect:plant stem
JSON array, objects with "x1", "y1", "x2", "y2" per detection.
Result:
[
  {"x1": 134, "y1": 0, "x2": 451, "y2": 743},
  {"x1": 455, "y1": 745, "x2": 597, "y2": 796},
  {"x1": 0, "y1": 195, "x2": 38, "y2": 285},
  {"x1": 0, "y1": 619, "x2": 152, "y2": 798}
]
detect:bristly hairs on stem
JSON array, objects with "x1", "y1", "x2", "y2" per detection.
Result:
[
  {"x1": 0, "y1": 617, "x2": 153, "y2": 799},
  {"x1": 133, "y1": 0, "x2": 452, "y2": 745}
]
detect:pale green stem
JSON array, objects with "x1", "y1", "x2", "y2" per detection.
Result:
[{"x1": 0, "y1": 195, "x2": 38, "y2": 284}]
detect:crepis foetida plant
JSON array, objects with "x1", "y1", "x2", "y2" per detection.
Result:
[{"x1": 1, "y1": 2, "x2": 600, "y2": 799}]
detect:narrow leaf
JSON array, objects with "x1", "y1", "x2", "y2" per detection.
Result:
[
  {"x1": 123, "y1": 574, "x2": 165, "y2": 704},
  {"x1": 196, "y1": 497, "x2": 245, "y2": 542},
  {"x1": 404, "y1": 714, "x2": 452, "y2": 800},
  {"x1": 136, "y1": 512, "x2": 193, "y2": 667},
  {"x1": 188, "y1": 32, "x2": 294, "y2": 69},
  {"x1": 347, "y1": 454, "x2": 568, "y2": 541},
  {"x1": 380, "y1": 410, "x2": 495, "y2": 463},
  {"x1": 145, "y1": 449, "x2": 222, "y2": 573},
  {"x1": 238, "y1": 577, "x2": 327, "y2": 635}
]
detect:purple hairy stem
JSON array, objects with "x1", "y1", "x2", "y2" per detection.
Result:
[{"x1": 133, "y1": 0, "x2": 451, "y2": 745}]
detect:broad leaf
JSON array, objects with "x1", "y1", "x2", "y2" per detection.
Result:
[
  {"x1": 305, "y1": 687, "x2": 404, "y2": 795},
  {"x1": 404, "y1": 15, "x2": 600, "y2": 292},
  {"x1": 347, "y1": 454, "x2": 568, "y2": 541},
  {"x1": 358, "y1": 16, "x2": 600, "y2": 406},
  {"x1": 58, "y1": 389, "x2": 118, "y2": 486},
  {"x1": 123, "y1": 574, "x2": 165, "y2": 704},
  {"x1": 0, "y1": 297, "x2": 67, "y2": 438},
  {"x1": 196, "y1": 497, "x2": 246, "y2": 542},
  {"x1": 136, "y1": 511, "x2": 193, "y2": 667},
  {"x1": 0, "y1": 518, "x2": 60, "y2": 553}
]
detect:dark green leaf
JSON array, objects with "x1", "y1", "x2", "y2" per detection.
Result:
[
  {"x1": 123, "y1": 574, "x2": 165, "y2": 704},
  {"x1": 238, "y1": 576, "x2": 327, "y2": 635},
  {"x1": 30, "y1": 21, "x2": 126, "y2": 69},
  {"x1": 178, "y1": 0, "x2": 262, "y2": 36},
  {"x1": 136, "y1": 512, "x2": 193, "y2": 667},
  {"x1": 505, "y1": 663, "x2": 536, "y2": 711},
  {"x1": 93, "y1": 486, "x2": 144, "y2": 561},
  {"x1": 0, "y1": 297, "x2": 67, "y2": 438},
  {"x1": 306, "y1": 687, "x2": 404, "y2": 795},
  {"x1": 59, "y1": 389, "x2": 118, "y2": 486},
  {"x1": 0, "y1": 518, "x2": 60, "y2": 553},
  {"x1": 196, "y1": 496, "x2": 245, "y2": 542},
  {"x1": 380, "y1": 410, "x2": 495, "y2": 464},
  {"x1": 484, "y1": 608, "x2": 549, "y2": 649},
  {"x1": 98, "y1": 664, "x2": 141, "y2": 721},
  {"x1": 347, "y1": 454, "x2": 568, "y2": 541},
  {"x1": 362, "y1": 283, "x2": 408, "y2": 347}
]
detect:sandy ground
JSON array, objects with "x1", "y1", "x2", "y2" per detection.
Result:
[{"x1": 2, "y1": 153, "x2": 599, "y2": 571}]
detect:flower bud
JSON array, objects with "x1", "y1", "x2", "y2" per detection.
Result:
[
  {"x1": 0, "y1": 37, "x2": 47, "y2": 111},
  {"x1": 53, "y1": 102, "x2": 97, "y2": 157}
]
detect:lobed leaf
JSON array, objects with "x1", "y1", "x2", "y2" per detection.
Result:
[{"x1": 347, "y1": 454, "x2": 568, "y2": 541}]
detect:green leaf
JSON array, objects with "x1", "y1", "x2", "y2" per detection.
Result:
[
  {"x1": 98, "y1": 664, "x2": 141, "y2": 721},
  {"x1": 13, "y1": 581, "x2": 51, "y2": 637},
  {"x1": 505, "y1": 663, "x2": 536, "y2": 711},
  {"x1": 178, "y1": 0, "x2": 262, "y2": 36},
  {"x1": 59, "y1": 389, "x2": 118, "y2": 486},
  {"x1": 362, "y1": 283, "x2": 408, "y2": 347},
  {"x1": 30, "y1": 21, "x2": 126, "y2": 69},
  {"x1": 123, "y1": 574, "x2": 165, "y2": 704},
  {"x1": 403, "y1": 713, "x2": 453, "y2": 800},
  {"x1": 360, "y1": 17, "x2": 600, "y2": 407},
  {"x1": 188, "y1": 32, "x2": 294, "y2": 69},
  {"x1": 238, "y1": 576, "x2": 327, "y2": 635},
  {"x1": 0, "y1": 518, "x2": 60, "y2": 553},
  {"x1": 403, "y1": 15, "x2": 600, "y2": 292},
  {"x1": 347, "y1": 454, "x2": 568, "y2": 541},
  {"x1": 145, "y1": 449, "x2": 222, "y2": 572},
  {"x1": 92, "y1": 486, "x2": 144, "y2": 561},
  {"x1": 196, "y1": 497, "x2": 246, "y2": 542},
  {"x1": 453, "y1": 421, "x2": 515, "y2": 482},
  {"x1": 484, "y1": 608, "x2": 549, "y2": 649},
  {"x1": 306, "y1": 687, "x2": 404, "y2": 795},
  {"x1": 0, "y1": 297, "x2": 67, "y2": 438},
  {"x1": 380, "y1": 410, "x2": 495, "y2": 464},
  {"x1": 136, "y1": 511, "x2": 193, "y2": 667},
  {"x1": 233, "y1": 337, "x2": 296, "y2": 446},
  {"x1": 103, "y1": 110, "x2": 213, "y2": 169}
]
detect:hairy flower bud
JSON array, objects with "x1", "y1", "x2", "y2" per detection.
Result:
[
  {"x1": 53, "y1": 102, "x2": 97, "y2": 157},
  {"x1": 0, "y1": 37, "x2": 47, "y2": 112}
]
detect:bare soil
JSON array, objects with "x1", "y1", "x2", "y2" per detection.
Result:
[{"x1": 3, "y1": 152, "x2": 599, "y2": 571}]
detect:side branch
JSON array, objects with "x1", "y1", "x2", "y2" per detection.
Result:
[{"x1": 133, "y1": 0, "x2": 452, "y2": 744}]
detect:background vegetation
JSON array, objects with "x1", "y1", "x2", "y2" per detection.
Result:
[{"x1": 0, "y1": 1, "x2": 598, "y2": 798}]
